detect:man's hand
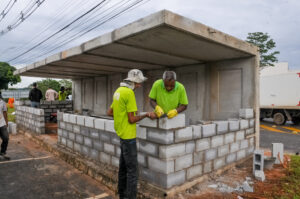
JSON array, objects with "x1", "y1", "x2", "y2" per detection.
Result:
[
  {"x1": 167, "y1": 109, "x2": 178, "y2": 119},
  {"x1": 154, "y1": 105, "x2": 164, "y2": 118},
  {"x1": 148, "y1": 112, "x2": 157, "y2": 119}
]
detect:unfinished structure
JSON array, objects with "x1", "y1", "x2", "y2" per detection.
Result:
[{"x1": 14, "y1": 10, "x2": 260, "y2": 197}]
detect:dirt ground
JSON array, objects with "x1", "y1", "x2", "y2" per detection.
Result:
[{"x1": 175, "y1": 152, "x2": 292, "y2": 199}]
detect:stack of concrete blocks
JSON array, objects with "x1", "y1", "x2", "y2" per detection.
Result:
[
  {"x1": 39, "y1": 100, "x2": 73, "y2": 122},
  {"x1": 57, "y1": 108, "x2": 256, "y2": 190},
  {"x1": 253, "y1": 149, "x2": 265, "y2": 181},
  {"x1": 15, "y1": 102, "x2": 46, "y2": 134}
]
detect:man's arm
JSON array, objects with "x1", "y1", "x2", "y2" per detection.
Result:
[
  {"x1": 150, "y1": 98, "x2": 157, "y2": 109},
  {"x1": 107, "y1": 107, "x2": 113, "y2": 117},
  {"x1": 3, "y1": 111, "x2": 8, "y2": 127},
  {"x1": 176, "y1": 104, "x2": 187, "y2": 114},
  {"x1": 128, "y1": 112, "x2": 155, "y2": 124}
]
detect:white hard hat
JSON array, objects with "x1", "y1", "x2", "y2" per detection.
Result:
[{"x1": 124, "y1": 69, "x2": 147, "y2": 83}]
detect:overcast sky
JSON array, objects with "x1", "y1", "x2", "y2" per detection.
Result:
[{"x1": 0, "y1": 0, "x2": 299, "y2": 88}]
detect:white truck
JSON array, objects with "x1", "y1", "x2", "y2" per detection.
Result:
[{"x1": 260, "y1": 63, "x2": 300, "y2": 125}]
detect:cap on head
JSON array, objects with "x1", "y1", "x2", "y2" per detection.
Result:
[
  {"x1": 163, "y1": 71, "x2": 177, "y2": 81},
  {"x1": 124, "y1": 69, "x2": 147, "y2": 83},
  {"x1": 33, "y1": 82, "x2": 37, "y2": 87}
]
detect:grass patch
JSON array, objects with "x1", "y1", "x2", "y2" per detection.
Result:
[{"x1": 278, "y1": 155, "x2": 300, "y2": 199}]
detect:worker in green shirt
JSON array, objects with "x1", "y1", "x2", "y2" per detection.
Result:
[
  {"x1": 107, "y1": 69, "x2": 155, "y2": 199},
  {"x1": 58, "y1": 86, "x2": 67, "y2": 101},
  {"x1": 149, "y1": 71, "x2": 188, "y2": 119}
]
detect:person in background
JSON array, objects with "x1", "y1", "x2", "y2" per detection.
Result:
[
  {"x1": 149, "y1": 71, "x2": 188, "y2": 119},
  {"x1": 0, "y1": 92, "x2": 10, "y2": 160},
  {"x1": 58, "y1": 86, "x2": 67, "y2": 101},
  {"x1": 107, "y1": 69, "x2": 155, "y2": 199},
  {"x1": 45, "y1": 86, "x2": 58, "y2": 101},
  {"x1": 29, "y1": 82, "x2": 43, "y2": 108}
]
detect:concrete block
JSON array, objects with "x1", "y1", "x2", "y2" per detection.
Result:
[
  {"x1": 218, "y1": 145, "x2": 229, "y2": 157},
  {"x1": 35, "y1": 109, "x2": 44, "y2": 116},
  {"x1": 63, "y1": 113, "x2": 70, "y2": 123},
  {"x1": 90, "y1": 129, "x2": 100, "y2": 139},
  {"x1": 196, "y1": 138, "x2": 210, "y2": 152},
  {"x1": 175, "y1": 154, "x2": 193, "y2": 171},
  {"x1": 186, "y1": 141, "x2": 195, "y2": 153},
  {"x1": 249, "y1": 137, "x2": 254, "y2": 146},
  {"x1": 139, "y1": 140, "x2": 158, "y2": 156},
  {"x1": 240, "y1": 120, "x2": 249, "y2": 129},
  {"x1": 138, "y1": 153, "x2": 147, "y2": 167},
  {"x1": 230, "y1": 142, "x2": 240, "y2": 153},
  {"x1": 68, "y1": 132, "x2": 75, "y2": 141},
  {"x1": 94, "y1": 118, "x2": 105, "y2": 130},
  {"x1": 237, "y1": 149, "x2": 246, "y2": 160},
  {"x1": 111, "y1": 134, "x2": 120, "y2": 146},
  {"x1": 147, "y1": 129, "x2": 174, "y2": 144},
  {"x1": 254, "y1": 170, "x2": 265, "y2": 182},
  {"x1": 61, "y1": 137, "x2": 67, "y2": 146},
  {"x1": 164, "y1": 170, "x2": 186, "y2": 189},
  {"x1": 90, "y1": 149, "x2": 99, "y2": 161},
  {"x1": 249, "y1": 119, "x2": 255, "y2": 128},
  {"x1": 105, "y1": 119, "x2": 115, "y2": 132},
  {"x1": 148, "y1": 156, "x2": 174, "y2": 174},
  {"x1": 67, "y1": 140, "x2": 74, "y2": 149},
  {"x1": 187, "y1": 165, "x2": 202, "y2": 180},
  {"x1": 62, "y1": 130, "x2": 68, "y2": 138},
  {"x1": 104, "y1": 143, "x2": 115, "y2": 155},
  {"x1": 69, "y1": 114, "x2": 77, "y2": 124},
  {"x1": 246, "y1": 146, "x2": 255, "y2": 155},
  {"x1": 226, "y1": 153, "x2": 237, "y2": 164},
  {"x1": 139, "y1": 117, "x2": 157, "y2": 128},
  {"x1": 214, "y1": 157, "x2": 225, "y2": 170},
  {"x1": 84, "y1": 137, "x2": 92, "y2": 147},
  {"x1": 205, "y1": 149, "x2": 217, "y2": 161},
  {"x1": 158, "y1": 114, "x2": 185, "y2": 130},
  {"x1": 74, "y1": 143, "x2": 82, "y2": 153},
  {"x1": 240, "y1": 140, "x2": 249, "y2": 149},
  {"x1": 224, "y1": 132, "x2": 235, "y2": 144},
  {"x1": 59, "y1": 122, "x2": 66, "y2": 129},
  {"x1": 80, "y1": 127, "x2": 90, "y2": 137},
  {"x1": 202, "y1": 124, "x2": 216, "y2": 138},
  {"x1": 137, "y1": 126, "x2": 147, "y2": 140},
  {"x1": 246, "y1": 128, "x2": 255, "y2": 135},
  {"x1": 111, "y1": 156, "x2": 119, "y2": 167},
  {"x1": 77, "y1": 115, "x2": 85, "y2": 126},
  {"x1": 99, "y1": 131, "x2": 111, "y2": 142},
  {"x1": 236, "y1": 130, "x2": 245, "y2": 141},
  {"x1": 57, "y1": 129, "x2": 62, "y2": 136},
  {"x1": 85, "y1": 117, "x2": 95, "y2": 128},
  {"x1": 100, "y1": 152, "x2": 111, "y2": 165},
  {"x1": 116, "y1": 147, "x2": 121, "y2": 157},
  {"x1": 175, "y1": 127, "x2": 193, "y2": 143},
  {"x1": 73, "y1": 125, "x2": 80, "y2": 134},
  {"x1": 213, "y1": 121, "x2": 228, "y2": 134},
  {"x1": 66, "y1": 123, "x2": 73, "y2": 132},
  {"x1": 93, "y1": 141, "x2": 103, "y2": 151},
  {"x1": 239, "y1": 108, "x2": 254, "y2": 119},
  {"x1": 272, "y1": 143, "x2": 284, "y2": 164},
  {"x1": 203, "y1": 161, "x2": 212, "y2": 173},
  {"x1": 75, "y1": 134, "x2": 84, "y2": 144},
  {"x1": 192, "y1": 125, "x2": 201, "y2": 139},
  {"x1": 229, "y1": 120, "x2": 240, "y2": 131},
  {"x1": 193, "y1": 151, "x2": 204, "y2": 164},
  {"x1": 211, "y1": 135, "x2": 224, "y2": 148},
  {"x1": 253, "y1": 150, "x2": 264, "y2": 174},
  {"x1": 159, "y1": 143, "x2": 186, "y2": 159}
]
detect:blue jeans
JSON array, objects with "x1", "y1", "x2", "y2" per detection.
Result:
[
  {"x1": 31, "y1": 101, "x2": 40, "y2": 108},
  {"x1": 0, "y1": 126, "x2": 9, "y2": 154},
  {"x1": 118, "y1": 138, "x2": 138, "y2": 199}
]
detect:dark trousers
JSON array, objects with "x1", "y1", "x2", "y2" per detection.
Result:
[
  {"x1": 118, "y1": 138, "x2": 138, "y2": 199},
  {"x1": 0, "y1": 126, "x2": 9, "y2": 154}
]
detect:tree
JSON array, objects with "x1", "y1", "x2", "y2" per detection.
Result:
[
  {"x1": 0, "y1": 62, "x2": 21, "y2": 90},
  {"x1": 246, "y1": 32, "x2": 280, "y2": 67}
]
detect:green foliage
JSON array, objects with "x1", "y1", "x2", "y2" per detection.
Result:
[
  {"x1": 0, "y1": 62, "x2": 21, "y2": 89},
  {"x1": 7, "y1": 106, "x2": 15, "y2": 123},
  {"x1": 246, "y1": 32, "x2": 280, "y2": 67},
  {"x1": 30, "y1": 79, "x2": 72, "y2": 100}
]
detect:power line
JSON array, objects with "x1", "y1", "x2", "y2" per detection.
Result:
[{"x1": 0, "y1": 0, "x2": 17, "y2": 23}]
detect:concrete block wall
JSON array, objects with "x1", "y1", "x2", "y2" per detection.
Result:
[
  {"x1": 57, "y1": 109, "x2": 255, "y2": 190},
  {"x1": 15, "y1": 104, "x2": 46, "y2": 134},
  {"x1": 40, "y1": 100, "x2": 73, "y2": 122}
]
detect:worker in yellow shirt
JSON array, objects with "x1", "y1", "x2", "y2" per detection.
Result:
[
  {"x1": 107, "y1": 69, "x2": 155, "y2": 199},
  {"x1": 149, "y1": 71, "x2": 188, "y2": 119}
]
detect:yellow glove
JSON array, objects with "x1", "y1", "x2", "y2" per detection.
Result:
[
  {"x1": 155, "y1": 105, "x2": 164, "y2": 118},
  {"x1": 167, "y1": 109, "x2": 178, "y2": 119}
]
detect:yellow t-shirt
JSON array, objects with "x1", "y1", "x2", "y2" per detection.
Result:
[{"x1": 111, "y1": 87, "x2": 138, "y2": 139}]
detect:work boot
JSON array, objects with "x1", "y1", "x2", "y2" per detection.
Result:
[{"x1": 0, "y1": 152, "x2": 10, "y2": 160}]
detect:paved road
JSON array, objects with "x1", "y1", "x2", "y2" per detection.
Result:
[
  {"x1": 0, "y1": 135, "x2": 115, "y2": 199},
  {"x1": 260, "y1": 119, "x2": 300, "y2": 154}
]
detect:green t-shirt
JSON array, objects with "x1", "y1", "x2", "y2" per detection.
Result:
[
  {"x1": 111, "y1": 86, "x2": 138, "y2": 139},
  {"x1": 149, "y1": 79, "x2": 188, "y2": 113},
  {"x1": 58, "y1": 91, "x2": 67, "y2": 101}
]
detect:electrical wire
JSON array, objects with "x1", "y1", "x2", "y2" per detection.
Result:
[{"x1": 0, "y1": 0, "x2": 17, "y2": 23}]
